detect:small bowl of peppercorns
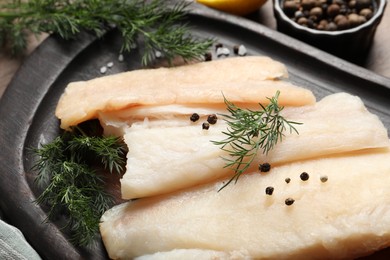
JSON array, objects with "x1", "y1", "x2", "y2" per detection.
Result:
[{"x1": 273, "y1": 0, "x2": 387, "y2": 63}]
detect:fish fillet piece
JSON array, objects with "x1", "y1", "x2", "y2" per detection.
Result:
[
  {"x1": 100, "y1": 147, "x2": 390, "y2": 259},
  {"x1": 120, "y1": 93, "x2": 389, "y2": 199},
  {"x1": 134, "y1": 249, "x2": 251, "y2": 260},
  {"x1": 55, "y1": 56, "x2": 316, "y2": 129}
]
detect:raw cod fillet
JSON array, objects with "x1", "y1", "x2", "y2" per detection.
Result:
[
  {"x1": 55, "y1": 56, "x2": 316, "y2": 129},
  {"x1": 117, "y1": 93, "x2": 389, "y2": 199},
  {"x1": 134, "y1": 249, "x2": 251, "y2": 260},
  {"x1": 100, "y1": 146, "x2": 390, "y2": 259}
]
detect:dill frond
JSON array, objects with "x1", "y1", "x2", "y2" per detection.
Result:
[
  {"x1": 32, "y1": 123, "x2": 127, "y2": 247},
  {"x1": 0, "y1": 0, "x2": 214, "y2": 65},
  {"x1": 213, "y1": 91, "x2": 302, "y2": 191}
]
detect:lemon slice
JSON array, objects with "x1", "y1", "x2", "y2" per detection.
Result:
[{"x1": 196, "y1": 0, "x2": 267, "y2": 16}]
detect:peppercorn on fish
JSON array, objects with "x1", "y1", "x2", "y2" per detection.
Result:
[
  {"x1": 100, "y1": 146, "x2": 390, "y2": 259},
  {"x1": 104, "y1": 93, "x2": 388, "y2": 199},
  {"x1": 55, "y1": 56, "x2": 316, "y2": 130}
]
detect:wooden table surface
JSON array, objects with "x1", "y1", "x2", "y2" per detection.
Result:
[{"x1": 0, "y1": 1, "x2": 389, "y2": 98}]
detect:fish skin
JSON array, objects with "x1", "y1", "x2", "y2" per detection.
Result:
[
  {"x1": 100, "y1": 147, "x2": 390, "y2": 259},
  {"x1": 119, "y1": 93, "x2": 389, "y2": 199},
  {"x1": 55, "y1": 56, "x2": 315, "y2": 129}
]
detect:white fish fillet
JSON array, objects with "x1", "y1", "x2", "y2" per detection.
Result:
[
  {"x1": 134, "y1": 249, "x2": 251, "y2": 260},
  {"x1": 55, "y1": 56, "x2": 315, "y2": 129},
  {"x1": 119, "y1": 93, "x2": 389, "y2": 199},
  {"x1": 100, "y1": 146, "x2": 390, "y2": 259}
]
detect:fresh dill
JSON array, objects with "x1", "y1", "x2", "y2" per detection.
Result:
[
  {"x1": 0, "y1": 0, "x2": 214, "y2": 65},
  {"x1": 213, "y1": 91, "x2": 302, "y2": 191},
  {"x1": 33, "y1": 123, "x2": 127, "y2": 247}
]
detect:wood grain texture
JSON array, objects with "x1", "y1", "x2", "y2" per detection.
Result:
[{"x1": 0, "y1": 34, "x2": 47, "y2": 97}]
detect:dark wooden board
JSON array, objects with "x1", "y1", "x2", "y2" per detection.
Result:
[{"x1": 0, "y1": 4, "x2": 389, "y2": 259}]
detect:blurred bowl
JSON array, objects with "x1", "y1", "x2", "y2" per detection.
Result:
[{"x1": 273, "y1": 0, "x2": 387, "y2": 63}]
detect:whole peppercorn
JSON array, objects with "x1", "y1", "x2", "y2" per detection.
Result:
[
  {"x1": 283, "y1": 0, "x2": 298, "y2": 16},
  {"x1": 340, "y1": 6, "x2": 349, "y2": 15},
  {"x1": 301, "y1": 0, "x2": 315, "y2": 10},
  {"x1": 327, "y1": 4, "x2": 340, "y2": 17},
  {"x1": 310, "y1": 7, "x2": 323, "y2": 18},
  {"x1": 327, "y1": 21, "x2": 338, "y2": 31},
  {"x1": 207, "y1": 114, "x2": 218, "y2": 124},
  {"x1": 285, "y1": 198, "x2": 295, "y2": 206},
  {"x1": 356, "y1": 0, "x2": 371, "y2": 9},
  {"x1": 204, "y1": 52, "x2": 212, "y2": 61},
  {"x1": 265, "y1": 186, "x2": 274, "y2": 195},
  {"x1": 259, "y1": 163, "x2": 271, "y2": 172},
  {"x1": 215, "y1": 43, "x2": 223, "y2": 50},
  {"x1": 306, "y1": 17, "x2": 315, "y2": 27},
  {"x1": 334, "y1": 14, "x2": 346, "y2": 23},
  {"x1": 349, "y1": 0, "x2": 357, "y2": 8},
  {"x1": 336, "y1": 15, "x2": 350, "y2": 29},
  {"x1": 300, "y1": 172, "x2": 310, "y2": 181},
  {"x1": 348, "y1": 13, "x2": 361, "y2": 27},
  {"x1": 317, "y1": 19, "x2": 328, "y2": 30},
  {"x1": 319, "y1": 0, "x2": 327, "y2": 5},
  {"x1": 190, "y1": 113, "x2": 200, "y2": 122},
  {"x1": 297, "y1": 17, "x2": 309, "y2": 26},
  {"x1": 360, "y1": 8, "x2": 373, "y2": 19},
  {"x1": 320, "y1": 175, "x2": 328, "y2": 183},
  {"x1": 357, "y1": 15, "x2": 367, "y2": 24},
  {"x1": 233, "y1": 45, "x2": 239, "y2": 54},
  {"x1": 202, "y1": 122, "x2": 210, "y2": 130},
  {"x1": 285, "y1": 177, "x2": 291, "y2": 184},
  {"x1": 294, "y1": 10, "x2": 304, "y2": 19}
]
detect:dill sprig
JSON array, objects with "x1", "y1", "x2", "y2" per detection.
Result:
[
  {"x1": 0, "y1": 0, "x2": 214, "y2": 65},
  {"x1": 33, "y1": 124, "x2": 127, "y2": 247},
  {"x1": 213, "y1": 91, "x2": 302, "y2": 191}
]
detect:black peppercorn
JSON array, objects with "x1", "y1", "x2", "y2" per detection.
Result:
[
  {"x1": 285, "y1": 177, "x2": 291, "y2": 184},
  {"x1": 320, "y1": 175, "x2": 328, "y2": 182},
  {"x1": 190, "y1": 113, "x2": 200, "y2": 122},
  {"x1": 327, "y1": 4, "x2": 340, "y2": 17},
  {"x1": 259, "y1": 163, "x2": 271, "y2": 172},
  {"x1": 215, "y1": 43, "x2": 223, "y2": 50},
  {"x1": 202, "y1": 122, "x2": 210, "y2": 130},
  {"x1": 265, "y1": 186, "x2": 274, "y2": 195},
  {"x1": 204, "y1": 52, "x2": 212, "y2": 61},
  {"x1": 285, "y1": 198, "x2": 295, "y2": 206},
  {"x1": 233, "y1": 45, "x2": 239, "y2": 54},
  {"x1": 207, "y1": 114, "x2": 218, "y2": 124},
  {"x1": 300, "y1": 172, "x2": 310, "y2": 181}
]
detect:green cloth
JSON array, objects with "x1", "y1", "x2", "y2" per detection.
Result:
[{"x1": 0, "y1": 219, "x2": 41, "y2": 260}]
